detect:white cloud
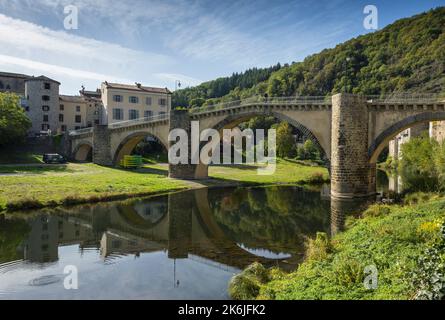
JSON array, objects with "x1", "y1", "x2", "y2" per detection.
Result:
[
  {"x1": 0, "y1": 13, "x2": 187, "y2": 94},
  {"x1": 154, "y1": 73, "x2": 202, "y2": 88}
]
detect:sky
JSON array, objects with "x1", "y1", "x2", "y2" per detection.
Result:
[{"x1": 0, "y1": 0, "x2": 443, "y2": 95}]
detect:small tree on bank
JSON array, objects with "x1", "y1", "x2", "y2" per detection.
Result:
[
  {"x1": 275, "y1": 122, "x2": 296, "y2": 158},
  {"x1": 0, "y1": 93, "x2": 31, "y2": 147}
]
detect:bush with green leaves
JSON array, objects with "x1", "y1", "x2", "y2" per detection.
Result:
[
  {"x1": 399, "y1": 135, "x2": 445, "y2": 192},
  {"x1": 296, "y1": 140, "x2": 320, "y2": 161},
  {"x1": 0, "y1": 92, "x2": 31, "y2": 147},
  {"x1": 412, "y1": 222, "x2": 445, "y2": 300}
]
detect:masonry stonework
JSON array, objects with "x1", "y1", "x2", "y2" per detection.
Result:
[
  {"x1": 331, "y1": 93, "x2": 376, "y2": 198},
  {"x1": 93, "y1": 125, "x2": 113, "y2": 165},
  {"x1": 168, "y1": 110, "x2": 206, "y2": 179}
]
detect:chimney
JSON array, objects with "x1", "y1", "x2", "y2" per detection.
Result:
[{"x1": 136, "y1": 82, "x2": 142, "y2": 88}]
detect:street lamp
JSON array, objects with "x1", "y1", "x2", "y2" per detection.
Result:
[
  {"x1": 175, "y1": 80, "x2": 181, "y2": 91},
  {"x1": 344, "y1": 57, "x2": 351, "y2": 93}
]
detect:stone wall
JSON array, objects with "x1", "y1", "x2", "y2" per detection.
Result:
[
  {"x1": 430, "y1": 120, "x2": 445, "y2": 143},
  {"x1": 168, "y1": 110, "x2": 205, "y2": 179},
  {"x1": 93, "y1": 125, "x2": 112, "y2": 165},
  {"x1": 331, "y1": 93, "x2": 375, "y2": 198}
]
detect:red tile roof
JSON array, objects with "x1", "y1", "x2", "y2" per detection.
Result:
[{"x1": 103, "y1": 82, "x2": 171, "y2": 94}]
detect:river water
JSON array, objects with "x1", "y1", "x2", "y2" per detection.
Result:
[{"x1": 0, "y1": 174, "x2": 395, "y2": 300}]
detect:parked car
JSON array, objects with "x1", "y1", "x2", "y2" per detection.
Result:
[{"x1": 43, "y1": 154, "x2": 67, "y2": 164}]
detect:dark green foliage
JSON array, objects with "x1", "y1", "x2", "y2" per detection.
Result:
[
  {"x1": 0, "y1": 92, "x2": 31, "y2": 147},
  {"x1": 276, "y1": 122, "x2": 296, "y2": 158},
  {"x1": 296, "y1": 140, "x2": 320, "y2": 161},
  {"x1": 398, "y1": 134, "x2": 445, "y2": 192},
  {"x1": 412, "y1": 222, "x2": 445, "y2": 300},
  {"x1": 172, "y1": 64, "x2": 281, "y2": 107}
]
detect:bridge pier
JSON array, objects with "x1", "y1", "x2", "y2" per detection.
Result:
[
  {"x1": 331, "y1": 93, "x2": 376, "y2": 198},
  {"x1": 93, "y1": 125, "x2": 113, "y2": 166},
  {"x1": 168, "y1": 110, "x2": 209, "y2": 179}
]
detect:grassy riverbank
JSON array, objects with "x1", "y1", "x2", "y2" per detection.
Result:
[
  {"x1": 0, "y1": 159, "x2": 328, "y2": 212},
  {"x1": 230, "y1": 194, "x2": 445, "y2": 300}
]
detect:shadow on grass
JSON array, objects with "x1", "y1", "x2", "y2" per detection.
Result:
[{"x1": 0, "y1": 165, "x2": 73, "y2": 174}]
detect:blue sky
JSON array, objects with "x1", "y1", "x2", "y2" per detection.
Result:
[{"x1": 0, "y1": 0, "x2": 443, "y2": 94}]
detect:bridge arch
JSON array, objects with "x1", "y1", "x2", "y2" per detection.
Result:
[
  {"x1": 368, "y1": 112, "x2": 445, "y2": 163},
  {"x1": 72, "y1": 141, "x2": 93, "y2": 162},
  {"x1": 194, "y1": 110, "x2": 331, "y2": 179},
  {"x1": 112, "y1": 131, "x2": 168, "y2": 166}
]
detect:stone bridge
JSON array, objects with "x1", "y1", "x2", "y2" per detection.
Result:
[{"x1": 68, "y1": 93, "x2": 445, "y2": 199}]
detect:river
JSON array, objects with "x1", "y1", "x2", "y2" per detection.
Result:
[{"x1": 0, "y1": 174, "x2": 396, "y2": 299}]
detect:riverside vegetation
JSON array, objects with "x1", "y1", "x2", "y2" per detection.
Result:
[{"x1": 229, "y1": 135, "x2": 445, "y2": 300}]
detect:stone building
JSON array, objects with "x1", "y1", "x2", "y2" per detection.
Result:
[
  {"x1": 24, "y1": 76, "x2": 61, "y2": 136},
  {"x1": 429, "y1": 121, "x2": 445, "y2": 143},
  {"x1": 80, "y1": 87, "x2": 103, "y2": 127},
  {"x1": 0, "y1": 71, "x2": 30, "y2": 94},
  {"x1": 59, "y1": 95, "x2": 88, "y2": 133},
  {"x1": 100, "y1": 81, "x2": 171, "y2": 124}
]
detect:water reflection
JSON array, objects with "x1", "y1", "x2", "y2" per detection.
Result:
[{"x1": 0, "y1": 186, "x2": 372, "y2": 299}]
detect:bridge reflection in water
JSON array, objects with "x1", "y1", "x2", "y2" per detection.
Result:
[{"x1": 0, "y1": 186, "x2": 374, "y2": 299}]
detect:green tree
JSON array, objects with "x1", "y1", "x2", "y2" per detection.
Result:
[
  {"x1": 296, "y1": 140, "x2": 320, "y2": 161},
  {"x1": 399, "y1": 134, "x2": 439, "y2": 191},
  {"x1": 276, "y1": 122, "x2": 295, "y2": 158},
  {"x1": 0, "y1": 93, "x2": 31, "y2": 147}
]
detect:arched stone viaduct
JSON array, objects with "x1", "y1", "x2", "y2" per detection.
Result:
[{"x1": 68, "y1": 93, "x2": 445, "y2": 199}]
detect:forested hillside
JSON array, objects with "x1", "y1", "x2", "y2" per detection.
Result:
[{"x1": 173, "y1": 7, "x2": 444, "y2": 108}]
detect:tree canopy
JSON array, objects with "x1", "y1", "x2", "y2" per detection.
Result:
[{"x1": 0, "y1": 92, "x2": 31, "y2": 147}]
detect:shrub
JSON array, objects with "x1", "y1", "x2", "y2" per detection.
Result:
[
  {"x1": 362, "y1": 204, "x2": 391, "y2": 218},
  {"x1": 332, "y1": 256, "x2": 365, "y2": 287},
  {"x1": 412, "y1": 222, "x2": 445, "y2": 300},
  {"x1": 305, "y1": 232, "x2": 332, "y2": 261},
  {"x1": 228, "y1": 273, "x2": 261, "y2": 300}
]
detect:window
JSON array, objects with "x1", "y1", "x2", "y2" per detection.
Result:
[
  {"x1": 61, "y1": 125, "x2": 67, "y2": 132},
  {"x1": 159, "y1": 98, "x2": 167, "y2": 106},
  {"x1": 76, "y1": 105, "x2": 81, "y2": 112},
  {"x1": 59, "y1": 114, "x2": 64, "y2": 122},
  {"x1": 113, "y1": 95, "x2": 123, "y2": 102},
  {"x1": 75, "y1": 115, "x2": 82, "y2": 123},
  {"x1": 146, "y1": 97, "x2": 152, "y2": 105},
  {"x1": 42, "y1": 124, "x2": 50, "y2": 131},
  {"x1": 60, "y1": 104, "x2": 64, "y2": 111},
  {"x1": 129, "y1": 96, "x2": 139, "y2": 104},
  {"x1": 129, "y1": 109, "x2": 139, "y2": 120},
  {"x1": 159, "y1": 111, "x2": 166, "y2": 116},
  {"x1": 25, "y1": 106, "x2": 30, "y2": 112},
  {"x1": 44, "y1": 82, "x2": 51, "y2": 90},
  {"x1": 0, "y1": 81, "x2": 3, "y2": 89},
  {"x1": 94, "y1": 119, "x2": 100, "y2": 125},
  {"x1": 112, "y1": 108, "x2": 124, "y2": 120},
  {"x1": 144, "y1": 110, "x2": 153, "y2": 118},
  {"x1": 43, "y1": 115, "x2": 49, "y2": 122},
  {"x1": 42, "y1": 95, "x2": 50, "y2": 101},
  {"x1": 42, "y1": 105, "x2": 50, "y2": 112},
  {"x1": 75, "y1": 126, "x2": 81, "y2": 130}
]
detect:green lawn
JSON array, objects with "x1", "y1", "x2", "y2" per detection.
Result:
[
  {"x1": 0, "y1": 159, "x2": 328, "y2": 212},
  {"x1": 208, "y1": 158, "x2": 328, "y2": 185},
  {"x1": 0, "y1": 163, "x2": 186, "y2": 212},
  {"x1": 238, "y1": 197, "x2": 445, "y2": 300}
]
